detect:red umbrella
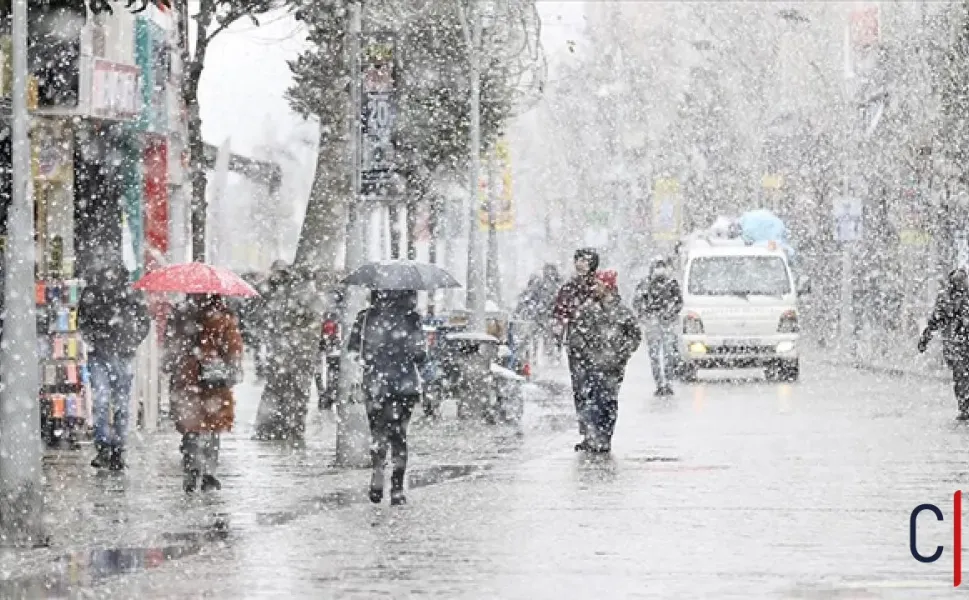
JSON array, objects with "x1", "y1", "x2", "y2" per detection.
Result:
[{"x1": 133, "y1": 262, "x2": 260, "y2": 297}]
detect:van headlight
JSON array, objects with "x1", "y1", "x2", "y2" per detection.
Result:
[{"x1": 776, "y1": 341, "x2": 795, "y2": 353}]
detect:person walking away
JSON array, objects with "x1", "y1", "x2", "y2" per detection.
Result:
[
  {"x1": 918, "y1": 268, "x2": 969, "y2": 420},
  {"x1": 348, "y1": 289, "x2": 427, "y2": 506},
  {"x1": 569, "y1": 270, "x2": 641, "y2": 453},
  {"x1": 515, "y1": 274, "x2": 545, "y2": 361},
  {"x1": 164, "y1": 294, "x2": 244, "y2": 492},
  {"x1": 79, "y1": 262, "x2": 150, "y2": 470},
  {"x1": 633, "y1": 257, "x2": 683, "y2": 396},
  {"x1": 553, "y1": 248, "x2": 600, "y2": 445},
  {"x1": 535, "y1": 264, "x2": 564, "y2": 363}
]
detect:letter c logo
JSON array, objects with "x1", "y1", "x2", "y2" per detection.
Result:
[{"x1": 911, "y1": 503, "x2": 945, "y2": 563}]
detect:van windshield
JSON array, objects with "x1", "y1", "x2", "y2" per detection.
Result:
[{"x1": 688, "y1": 256, "x2": 792, "y2": 296}]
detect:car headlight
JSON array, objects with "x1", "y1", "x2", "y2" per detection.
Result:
[
  {"x1": 689, "y1": 342, "x2": 707, "y2": 354},
  {"x1": 776, "y1": 341, "x2": 795, "y2": 353}
]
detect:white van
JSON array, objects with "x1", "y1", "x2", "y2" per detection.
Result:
[{"x1": 679, "y1": 239, "x2": 808, "y2": 382}]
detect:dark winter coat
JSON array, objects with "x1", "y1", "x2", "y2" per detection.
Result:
[
  {"x1": 633, "y1": 275, "x2": 683, "y2": 325},
  {"x1": 516, "y1": 273, "x2": 562, "y2": 323},
  {"x1": 568, "y1": 295, "x2": 642, "y2": 378},
  {"x1": 926, "y1": 287, "x2": 969, "y2": 364},
  {"x1": 554, "y1": 274, "x2": 598, "y2": 329},
  {"x1": 78, "y1": 270, "x2": 150, "y2": 358},
  {"x1": 348, "y1": 293, "x2": 427, "y2": 400}
]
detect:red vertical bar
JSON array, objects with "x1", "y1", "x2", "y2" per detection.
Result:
[{"x1": 955, "y1": 490, "x2": 962, "y2": 587}]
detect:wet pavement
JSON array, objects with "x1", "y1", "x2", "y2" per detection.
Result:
[{"x1": 3, "y1": 351, "x2": 969, "y2": 598}]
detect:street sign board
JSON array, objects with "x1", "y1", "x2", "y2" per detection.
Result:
[
  {"x1": 359, "y1": 32, "x2": 397, "y2": 199},
  {"x1": 652, "y1": 178, "x2": 681, "y2": 241},
  {"x1": 833, "y1": 197, "x2": 863, "y2": 242}
]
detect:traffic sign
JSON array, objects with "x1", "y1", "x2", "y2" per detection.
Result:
[{"x1": 833, "y1": 197, "x2": 863, "y2": 242}]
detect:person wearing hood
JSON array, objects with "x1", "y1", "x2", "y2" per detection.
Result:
[
  {"x1": 633, "y1": 257, "x2": 683, "y2": 396},
  {"x1": 348, "y1": 289, "x2": 427, "y2": 506},
  {"x1": 919, "y1": 268, "x2": 969, "y2": 419},
  {"x1": 164, "y1": 294, "x2": 244, "y2": 492},
  {"x1": 78, "y1": 261, "x2": 150, "y2": 470},
  {"x1": 568, "y1": 270, "x2": 641, "y2": 452},
  {"x1": 515, "y1": 263, "x2": 564, "y2": 363},
  {"x1": 553, "y1": 248, "x2": 601, "y2": 443}
]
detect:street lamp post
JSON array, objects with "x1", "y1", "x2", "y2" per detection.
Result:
[
  {"x1": 0, "y1": 0, "x2": 45, "y2": 546},
  {"x1": 334, "y1": 0, "x2": 371, "y2": 468}
]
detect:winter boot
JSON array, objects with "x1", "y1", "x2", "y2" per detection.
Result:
[
  {"x1": 183, "y1": 469, "x2": 200, "y2": 493},
  {"x1": 180, "y1": 433, "x2": 200, "y2": 492},
  {"x1": 369, "y1": 449, "x2": 386, "y2": 504},
  {"x1": 91, "y1": 443, "x2": 111, "y2": 469},
  {"x1": 591, "y1": 439, "x2": 611, "y2": 454},
  {"x1": 201, "y1": 475, "x2": 222, "y2": 492},
  {"x1": 108, "y1": 447, "x2": 126, "y2": 471},
  {"x1": 369, "y1": 470, "x2": 384, "y2": 504},
  {"x1": 389, "y1": 470, "x2": 406, "y2": 506}
]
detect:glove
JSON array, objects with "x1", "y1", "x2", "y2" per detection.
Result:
[{"x1": 917, "y1": 330, "x2": 930, "y2": 354}]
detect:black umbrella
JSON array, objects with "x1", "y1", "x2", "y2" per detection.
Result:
[{"x1": 343, "y1": 260, "x2": 462, "y2": 291}]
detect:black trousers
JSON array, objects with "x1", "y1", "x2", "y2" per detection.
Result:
[
  {"x1": 950, "y1": 358, "x2": 969, "y2": 414},
  {"x1": 568, "y1": 352, "x2": 586, "y2": 435},
  {"x1": 367, "y1": 393, "x2": 418, "y2": 491}
]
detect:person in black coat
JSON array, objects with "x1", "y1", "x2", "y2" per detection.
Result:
[
  {"x1": 568, "y1": 270, "x2": 642, "y2": 453},
  {"x1": 633, "y1": 257, "x2": 684, "y2": 396},
  {"x1": 919, "y1": 268, "x2": 969, "y2": 420},
  {"x1": 78, "y1": 261, "x2": 150, "y2": 470},
  {"x1": 553, "y1": 248, "x2": 601, "y2": 444},
  {"x1": 348, "y1": 289, "x2": 427, "y2": 506}
]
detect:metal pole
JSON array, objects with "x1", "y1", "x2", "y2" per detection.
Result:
[
  {"x1": 335, "y1": 0, "x2": 370, "y2": 468},
  {"x1": 486, "y1": 145, "x2": 501, "y2": 305},
  {"x1": 1, "y1": 0, "x2": 45, "y2": 546},
  {"x1": 462, "y1": 1, "x2": 485, "y2": 329}
]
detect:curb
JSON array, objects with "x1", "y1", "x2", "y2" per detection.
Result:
[{"x1": 820, "y1": 358, "x2": 950, "y2": 383}]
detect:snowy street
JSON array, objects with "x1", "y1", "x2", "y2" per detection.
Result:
[{"x1": 2, "y1": 350, "x2": 965, "y2": 598}]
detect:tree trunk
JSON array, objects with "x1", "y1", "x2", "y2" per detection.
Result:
[
  {"x1": 182, "y1": 0, "x2": 216, "y2": 262},
  {"x1": 388, "y1": 204, "x2": 401, "y2": 259},
  {"x1": 406, "y1": 196, "x2": 418, "y2": 261},
  {"x1": 187, "y1": 95, "x2": 207, "y2": 262},
  {"x1": 427, "y1": 193, "x2": 440, "y2": 316},
  {"x1": 294, "y1": 128, "x2": 349, "y2": 269}
]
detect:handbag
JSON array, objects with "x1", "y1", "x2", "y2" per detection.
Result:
[{"x1": 200, "y1": 359, "x2": 240, "y2": 388}]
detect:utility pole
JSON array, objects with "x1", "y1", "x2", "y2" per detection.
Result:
[
  {"x1": 459, "y1": 0, "x2": 485, "y2": 330},
  {"x1": 485, "y1": 145, "x2": 501, "y2": 305},
  {"x1": 1, "y1": 0, "x2": 45, "y2": 546},
  {"x1": 335, "y1": 0, "x2": 370, "y2": 468}
]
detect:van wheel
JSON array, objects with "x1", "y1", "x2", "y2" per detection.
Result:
[
  {"x1": 681, "y1": 363, "x2": 699, "y2": 383},
  {"x1": 780, "y1": 360, "x2": 800, "y2": 382},
  {"x1": 766, "y1": 360, "x2": 799, "y2": 382}
]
